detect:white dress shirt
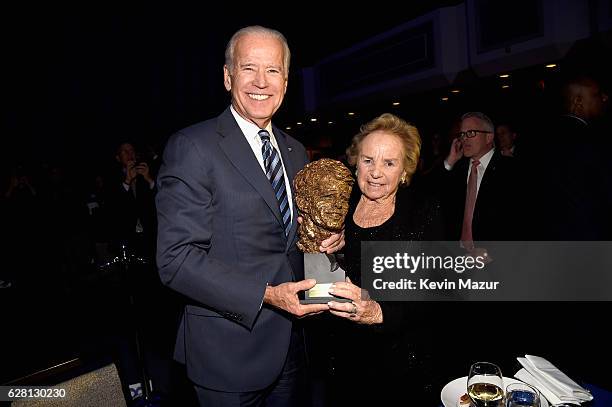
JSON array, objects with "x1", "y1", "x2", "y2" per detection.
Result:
[
  {"x1": 444, "y1": 147, "x2": 495, "y2": 195},
  {"x1": 230, "y1": 106, "x2": 294, "y2": 221}
]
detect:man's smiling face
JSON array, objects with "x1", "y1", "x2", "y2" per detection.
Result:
[{"x1": 224, "y1": 33, "x2": 288, "y2": 129}]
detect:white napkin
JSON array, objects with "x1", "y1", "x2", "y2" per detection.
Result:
[
  {"x1": 515, "y1": 368, "x2": 564, "y2": 405},
  {"x1": 515, "y1": 355, "x2": 593, "y2": 404}
]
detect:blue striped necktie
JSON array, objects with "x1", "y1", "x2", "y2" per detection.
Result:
[{"x1": 259, "y1": 129, "x2": 291, "y2": 236}]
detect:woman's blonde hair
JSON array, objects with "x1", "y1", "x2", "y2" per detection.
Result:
[{"x1": 346, "y1": 113, "x2": 421, "y2": 185}]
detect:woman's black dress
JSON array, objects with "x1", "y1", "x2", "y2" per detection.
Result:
[{"x1": 325, "y1": 184, "x2": 446, "y2": 406}]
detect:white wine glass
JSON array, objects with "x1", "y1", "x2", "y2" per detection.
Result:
[{"x1": 468, "y1": 361, "x2": 504, "y2": 406}]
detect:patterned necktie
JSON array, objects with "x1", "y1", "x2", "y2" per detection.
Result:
[
  {"x1": 259, "y1": 129, "x2": 291, "y2": 236},
  {"x1": 461, "y1": 159, "x2": 480, "y2": 250}
]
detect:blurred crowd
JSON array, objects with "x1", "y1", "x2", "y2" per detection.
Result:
[{"x1": 0, "y1": 141, "x2": 162, "y2": 291}]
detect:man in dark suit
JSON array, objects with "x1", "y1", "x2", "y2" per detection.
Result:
[
  {"x1": 534, "y1": 75, "x2": 610, "y2": 240},
  {"x1": 107, "y1": 141, "x2": 157, "y2": 258},
  {"x1": 156, "y1": 26, "x2": 342, "y2": 406},
  {"x1": 436, "y1": 113, "x2": 526, "y2": 374},
  {"x1": 441, "y1": 112, "x2": 521, "y2": 245}
]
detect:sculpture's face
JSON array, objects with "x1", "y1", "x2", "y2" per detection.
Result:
[
  {"x1": 294, "y1": 159, "x2": 354, "y2": 252},
  {"x1": 305, "y1": 173, "x2": 352, "y2": 231}
]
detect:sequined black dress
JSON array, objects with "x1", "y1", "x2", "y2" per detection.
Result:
[{"x1": 328, "y1": 184, "x2": 445, "y2": 406}]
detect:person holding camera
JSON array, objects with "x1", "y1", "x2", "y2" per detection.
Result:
[
  {"x1": 107, "y1": 141, "x2": 176, "y2": 401},
  {"x1": 107, "y1": 142, "x2": 157, "y2": 258}
]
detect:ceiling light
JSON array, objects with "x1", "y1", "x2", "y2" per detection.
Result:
[
  {"x1": 499, "y1": 74, "x2": 510, "y2": 78},
  {"x1": 285, "y1": 126, "x2": 291, "y2": 130},
  {"x1": 451, "y1": 89, "x2": 460, "y2": 94},
  {"x1": 348, "y1": 112, "x2": 355, "y2": 116},
  {"x1": 502, "y1": 85, "x2": 510, "y2": 89},
  {"x1": 296, "y1": 122, "x2": 302, "y2": 125},
  {"x1": 545, "y1": 64, "x2": 557, "y2": 68},
  {"x1": 392, "y1": 102, "x2": 400, "y2": 106},
  {"x1": 310, "y1": 118, "x2": 317, "y2": 122},
  {"x1": 328, "y1": 121, "x2": 334, "y2": 124},
  {"x1": 441, "y1": 97, "x2": 449, "y2": 101}
]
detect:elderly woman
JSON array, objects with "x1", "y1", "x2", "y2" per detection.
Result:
[{"x1": 325, "y1": 113, "x2": 444, "y2": 405}]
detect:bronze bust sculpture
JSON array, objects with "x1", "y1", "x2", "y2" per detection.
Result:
[{"x1": 294, "y1": 158, "x2": 354, "y2": 253}]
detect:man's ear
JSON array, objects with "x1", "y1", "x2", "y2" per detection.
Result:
[{"x1": 223, "y1": 65, "x2": 232, "y2": 91}]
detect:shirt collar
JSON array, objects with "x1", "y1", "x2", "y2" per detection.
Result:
[
  {"x1": 564, "y1": 114, "x2": 588, "y2": 126},
  {"x1": 230, "y1": 105, "x2": 273, "y2": 143},
  {"x1": 471, "y1": 147, "x2": 495, "y2": 170}
]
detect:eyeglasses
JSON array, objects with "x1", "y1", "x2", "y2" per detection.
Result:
[{"x1": 458, "y1": 130, "x2": 492, "y2": 139}]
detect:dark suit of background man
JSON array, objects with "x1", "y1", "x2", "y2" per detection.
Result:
[
  {"x1": 442, "y1": 112, "x2": 521, "y2": 244},
  {"x1": 536, "y1": 75, "x2": 610, "y2": 240},
  {"x1": 437, "y1": 113, "x2": 524, "y2": 371},
  {"x1": 108, "y1": 142, "x2": 157, "y2": 258},
  {"x1": 156, "y1": 26, "x2": 342, "y2": 407}
]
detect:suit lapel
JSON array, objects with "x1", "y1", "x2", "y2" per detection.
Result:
[
  {"x1": 217, "y1": 109, "x2": 284, "y2": 227},
  {"x1": 477, "y1": 152, "x2": 499, "y2": 204}
]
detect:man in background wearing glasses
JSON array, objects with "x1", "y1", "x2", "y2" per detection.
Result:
[{"x1": 440, "y1": 112, "x2": 522, "y2": 246}]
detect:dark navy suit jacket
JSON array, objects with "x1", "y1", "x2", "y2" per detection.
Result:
[
  {"x1": 156, "y1": 107, "x2": 308, "y2": 391},
  {"x1": 440, "y1": 151, "x2": 523, "y2": 241}
]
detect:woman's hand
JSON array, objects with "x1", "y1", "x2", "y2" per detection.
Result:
[
  {"x1": 328, "y1": 277, "x2": 383, "y2": 325},
  {"x1": 296, "y1": 216, "x2": 345, "y2": 254},
  {"x1": 320, "y1": 229, "x2": 345, "y2": 254}
]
